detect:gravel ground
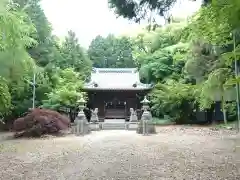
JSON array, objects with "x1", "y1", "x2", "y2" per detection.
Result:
[{"x1": 0, "y1": 126, "x2": 240, "y2": 180}]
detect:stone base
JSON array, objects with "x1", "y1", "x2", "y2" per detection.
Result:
[
  {"x1": 234, "y1": 146, "x2": 240, "y2": 153},
  {"x1": 127, "y1": 122, "x2": 138, "y2": 130},
  {"x1": 71, "y1": 120, "x2": 91, "y2": 136},
  {"x1": 89, "y1": 123, "x2": 101, "y2": 131},
  {"x1": 136, "y1": 120, "x2": 156, "y2": 134},
  {"x1": 99, "y1": 122, "x2": 103, "y2": 130}
]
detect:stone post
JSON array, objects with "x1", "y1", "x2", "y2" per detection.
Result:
[{"x1": 74, "y1": 96, "x2": 90, "y2": 136}]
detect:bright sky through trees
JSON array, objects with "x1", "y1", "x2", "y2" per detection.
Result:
[{"x1": 41, "y1": 0, "x2": 201, "y2": 48}]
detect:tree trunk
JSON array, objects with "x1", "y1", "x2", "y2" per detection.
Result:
[{"x1": 221, "y1": 91, "x2": 227, "y2": 125}]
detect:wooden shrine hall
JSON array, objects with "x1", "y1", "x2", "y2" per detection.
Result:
[{"x1": 83, "y1": 68, "x2": 152, "y2": 121}]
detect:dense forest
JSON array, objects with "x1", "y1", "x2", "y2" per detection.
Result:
[{"x1": 1, "y1": 0, "x2": 240, "y2": 127}]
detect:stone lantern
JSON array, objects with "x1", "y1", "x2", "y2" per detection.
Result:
[
  {"x1": 73, "y1": 96, "x2": 90, "y2": 135},
  {"x1": 141, "y1": 96, "x2": 150, "y2": 111},
  {"x1": 136, "y1": 96, "x2": 156, "y2": 135},
  {"x1": 78, "y1": 96, "x2": 85, "y2": 107},
  {"x1": 75, "y1": 96, "x2": 86, "y2": 121}
]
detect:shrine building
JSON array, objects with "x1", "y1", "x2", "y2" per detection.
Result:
[{"x1": 83, "y1": 68, "x2": 152, "y2": 121}]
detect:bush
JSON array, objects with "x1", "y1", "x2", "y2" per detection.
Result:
[
  {"x1": 150, "y1": 81, "x2": 196, "y2": 124},
  {"x1": 13, "y1": 108, "x2": 70, "y2": 137},
  {"x1": 226, "y1": 102, "x2": 237, "y2": 121}
]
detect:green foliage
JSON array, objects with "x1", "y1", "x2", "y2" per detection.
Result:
[
  {"x1": 0, "y1": 2, "x2": 37, "y2": 50},
  {"x1": 108, "y1": 0, "x2": 177, "y2": 22},
  {"x1": 0, "y1": 77, "x2": 11, "y2": 117},
  {"x1": 150, "y1": 81, "x2": 196, "y2": 123},
  {"x1": 0, "y1": 0, "x2": 89, "y2": 123},
  {"x1": 60, "y1": 31, "x2": 92, "y2": 77},
  {"x1": 14, "y1": 0, "x2": 51, "y2": 41},
  {"x1": 152, "y1": 117, "x2": 174, "y2": 125},
  {"x1": 14, "y1": 0, "x2": 54, "y2": 67},
  {"x1": 1, "y1": 0, "x2": 239, "y2": 127},
  {"x1": 139, "y1": 50, "x2": 174, "y2": 83},
  {"x1": 187, "y1": 0, "x2": 240, "y2": 45},
  {"x1": 0, "y1": 1, "x2": 36, "y2": 82},
  {"x1": 88, "y1": 34, "x2": 135, "y2": 68},
  {"x1": 132, "y1": 23, "x2": 188, "y2": 83},
  {"x1": 0, "y1": 1, "x2": 38, "y2": 119},
  {"x1": 184, "y1": 42, "x2": 221, "y2": 81},
  {"x1": 225, "y1": 102, "x2": 237, "y2": 121},
  {"x1": 182, "y1": 1, "x2": 240, "y2": 120},
  {"x1": 127, "y1": 8, "x2": 238, "y2": 124},
  {"x1": 42, "y1": 68, "x2": 85, "y2": 110}
]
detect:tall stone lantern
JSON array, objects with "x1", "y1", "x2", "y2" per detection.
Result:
[
  {"x1": 78, "y1": 97, "x2": 85, "y2": 111},
  {"x1": 136, "y1": 96, "x2": 156, "y2": 135},
  {"x1": 75, "y1": 96, "x2": 86, "y2": 121},
  {"x1": 74, "y1": 96, "x2": 90, "y2": 135},
  {"x1": 141, "y1": 96, "x2": 150, "y2": 111}
]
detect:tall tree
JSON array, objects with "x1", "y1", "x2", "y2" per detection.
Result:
[
  {"x1": 132, "y1": 22, "x2": 188, "y2": 83},
  {"x1": 14, "y1": 0, "x2": 59, "y2": 67},
  {"x1": 88, "y1": 35, "x2": 135, "y2": 68},
  {"x1": 0, "y1": 1, "x2": 38, "y2": 119},
  {"x1": 41, "y1": 68, "x2": 84, "y2": 110},
  {"x1": 60, "y1": 30, "x2": 92, "y2": 78}
]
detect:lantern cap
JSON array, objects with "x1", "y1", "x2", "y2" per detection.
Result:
[
  {"x1": 141, "y1": 96, "x2": 150, "y2": 104},
  {"x1": 77, "y1": 96, "x2": 86, "y2": 104}
]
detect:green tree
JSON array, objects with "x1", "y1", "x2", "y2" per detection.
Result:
[
  {"x1": 108, "y1": 0, "x2": 176, "y2": 23},
  {"x1": 197, "y1": 68, "x2": 233, "y2": 124},
  {"x1": 42, "y1": 68, "x2": 85, "y2": 110},
  {"x1": 132, "y1": 22, "x2": 188, "y2": 83},
  {"x1": 88, "y1": 34, "x2": 135, "y2": 68},
  {"x1": 0, "y1": 77, "x2": 11, "y2": 118},
  {"x1": 59, "y1": 30, "x2": 92, "y2": 78},
  {"x1": 150, "y1": 81, "x2": 196, "y2": 123},
  {"x1": 0, "y1": 0, "x2": 92, "y2": 124},
  {"x1": 0, "y1": 1, "x2": 39, "y2": 120},
  {"x1": 14, "y1": 0, "x2": 54, "y2": 67}
]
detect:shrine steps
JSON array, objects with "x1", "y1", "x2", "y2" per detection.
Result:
[{"x1": 102, "y1": 119, "x2": 126, "y2": 130}]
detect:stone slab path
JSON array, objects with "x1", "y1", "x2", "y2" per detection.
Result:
[{"x1": 0, "y1": 126, "x2": 240, "y2": 180}]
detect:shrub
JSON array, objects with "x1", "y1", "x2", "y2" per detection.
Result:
[
  {"x1": 13, "y1": 108, "x2": 70, "y2": 137},
  {"x1": 150, "y1": 81, "x2": 196, "y2": 124}
]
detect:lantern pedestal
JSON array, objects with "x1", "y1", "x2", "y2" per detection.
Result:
[{"x1": 136, "y1": 120, "x2": 156, "y2": 135}]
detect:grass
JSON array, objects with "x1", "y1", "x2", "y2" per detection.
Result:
[
  {"x1": 214, "y1": 120, "x2": 238, "y2": 130},
  {"x1": 152, "y1": 117, "x2": 175, "y2": 126},
  {"x1": 152, "y1": 117, "x2": 238, "y2": 130}
]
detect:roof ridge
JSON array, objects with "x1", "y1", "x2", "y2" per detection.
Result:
[{"x1": 83, "y1": 67, "x2": 152, "y2": 90}]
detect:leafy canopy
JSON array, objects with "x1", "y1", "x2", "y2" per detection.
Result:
[{"x1": 108, "y1": 0, "x2": 177, "y2": 22}]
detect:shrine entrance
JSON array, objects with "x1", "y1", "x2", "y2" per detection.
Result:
[
  {"x1": 104, "y1": 98, "x2": 126, "y2": 119},
  {"x1": 86, "y1": 91, "x2": 144, "y2": 121}
]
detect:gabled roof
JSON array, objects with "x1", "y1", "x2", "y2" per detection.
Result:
[{"x1": 83, "y1": 68, "x2": 152, "y2": 91}]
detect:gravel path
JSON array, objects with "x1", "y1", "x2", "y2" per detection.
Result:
[{"x1": 0, "y1": 126, "x2": 240, "y2": 180}]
